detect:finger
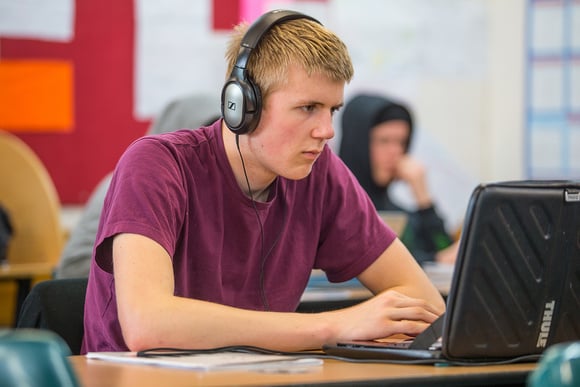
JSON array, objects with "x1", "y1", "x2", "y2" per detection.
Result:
[
  {"x1": 386, "y1": 319, "x2": 433, "y2": 337},
  {"x1": 385, "y1": 306, "x2": 440, "y2": 324},
  {"x1": 377, "y1": 291, "x2": 442, "y2": 316}
]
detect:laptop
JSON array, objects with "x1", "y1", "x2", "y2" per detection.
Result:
[
  {"x1": 324, "y1": 180, "x2": 580, "y2": 363},
  {"x1": 377, "y1": 211, "x2": 408, "y2": 236}
]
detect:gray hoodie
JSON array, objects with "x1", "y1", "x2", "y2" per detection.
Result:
[{"x1": 55, "y1": 94, "x2": 221, "y2": 278}]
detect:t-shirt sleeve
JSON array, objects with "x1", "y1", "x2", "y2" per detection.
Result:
[
  {"x1": 94, "y1": 137, "x2": 188, "y2": 273},
  {"x1": 314, "y1": 150, "x2": 397, "y2": 283}
]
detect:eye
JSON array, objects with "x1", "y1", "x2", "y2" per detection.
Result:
[
  {"x1": 330, "y1": 106, "x2": 341, "y2": 116},
  {"x1": 301, "y1": 105, "x2": 316, "y2": 113}
]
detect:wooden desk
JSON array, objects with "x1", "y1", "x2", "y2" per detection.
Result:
[
  {"x1": 0, "y1": 262, "x2": 54, "y2": 325},
  {"x1": 0, "y1": 262, "x2": 54, "y2": 279},
  {"x1": 69, "y1": 356, "x2": 536, "y2": 386}
]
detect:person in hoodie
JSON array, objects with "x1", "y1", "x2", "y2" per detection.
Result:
[
  {"x1": 54, "y1": 93, "x2": 221, "y2": 279},
  {"x1": 339, "y1": 93, "x2": 458, "y2": 265}
]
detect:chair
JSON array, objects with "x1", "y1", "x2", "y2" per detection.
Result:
[
  {"x1": 0, "y1": 329, "x2": 80, "y2": 387},
  {"x1": 16, "y1": 278, "x2": 88, "y2": 355},
  {"x1": 0, "y1": 130, "x2": 66, "y2": 324},
  {"x1": 0, "y1": 130, "x2": 65, "y2": 265}
]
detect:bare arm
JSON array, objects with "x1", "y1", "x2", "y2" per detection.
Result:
[
  {"x1": 320, "y1": 238, "x2": 446, "y2": 342},
  {"x1": 435, "y1": 240, "x2": 460, "y2": 264},
  {"x1": 395, "y1": 155, "x2": 432, "y2": 209},
  {"x1": 358, "y1": 238, "x2": 445, "y2": 308},
  {"x1": 114, "y1": 233, "x2": 445, "y2": 352},
  {"x1": 113, "y1": 233, "x2": 334, "y2": 351}
]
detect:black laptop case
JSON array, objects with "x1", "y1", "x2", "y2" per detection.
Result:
[
  {"x1": 323, "y1": 180, "x2": 580, "y2": 363},
  {"x1": 442, "y1": 180, "x2": 580, "y2": 361}
]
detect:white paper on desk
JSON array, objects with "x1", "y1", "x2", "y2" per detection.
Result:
[{"x1": 86, "y1": 351, "x2": 322, "y2": 371}]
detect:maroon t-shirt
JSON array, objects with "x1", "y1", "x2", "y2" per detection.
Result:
[{"x1": 82, "y1": 120, "x2": 396, "y2": 353}]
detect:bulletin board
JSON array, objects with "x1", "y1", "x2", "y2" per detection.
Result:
[
  {"x1": 0, "y1": 0, "x2": 242, "y2": 204},
  {"x1": 0, "y1": 0, "x2": 150, "y2": 203},
  {"x1": 525, "y1": 0, "x2": 580, "y2": 179}
]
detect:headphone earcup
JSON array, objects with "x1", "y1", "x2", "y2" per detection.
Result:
[
  {"x1": 221, "y1": 72, "x2": 261, "y2": 135},
  {"x1": 221, "y1": 10, "x2": 320, "y2": 135}
]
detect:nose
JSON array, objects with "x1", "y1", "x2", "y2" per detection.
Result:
[{"x1": 312, "y1": 112, "x2": 335, "y2": 140}]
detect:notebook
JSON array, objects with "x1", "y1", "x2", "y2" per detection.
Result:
[{"x1": 324, "y1": 180, "x2": 580, "y2": 363}]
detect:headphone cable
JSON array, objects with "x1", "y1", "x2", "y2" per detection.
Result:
[{"x1": 235, "y1": 134, "x2": 269, "y2": 310}]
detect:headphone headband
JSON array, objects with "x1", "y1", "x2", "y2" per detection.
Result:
[
  {"x1": 221, "y1": 10, "x2": 322, "y2": 134},
  {"x1": 235, "y1": 10, "x2": 320, "y2": 70}
]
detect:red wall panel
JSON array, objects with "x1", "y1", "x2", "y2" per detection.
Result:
[{"x1": 0, "y1": 0, "x2": 149, "y2": 203}]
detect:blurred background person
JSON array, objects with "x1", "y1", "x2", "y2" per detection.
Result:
[
  {"x1": 339, "y1": 93, "x2": 458, "y2": 266},
  {"x1": 54, "y1": 93, "x2": 220, "y2": 278}
]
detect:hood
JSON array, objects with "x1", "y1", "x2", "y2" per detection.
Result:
[
  {"x1": 338, "y1": 93, "x2": 413, "y2": 210},
  {"x1": 147, "y1": 93, "x2": 221, "y2": 135}
]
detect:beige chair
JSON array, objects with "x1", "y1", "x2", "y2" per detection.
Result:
[{"x1": 0, "y1": 130, "x2": 65, "y2": 325}]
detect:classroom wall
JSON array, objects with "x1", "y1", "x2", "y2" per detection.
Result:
[
  {"x1": 0, "y1": 0, "x2": 528, "y2": 227},
  {"x1": 487, "y1": 0, "x2": 526, "y2": 183},
  {"x1": 328, "y1": 0, "x2": 527, "y2": 229},
  {"x1": 413, "y1": 0, "x2": 526, "y2": 183},
  {"x1": 402, "y1": 0, "x2": 527, "y2": 228}
]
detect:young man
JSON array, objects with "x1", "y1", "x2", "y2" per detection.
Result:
[{"x1": 82, "y1": 10, "x2": 445, "y2": 354}]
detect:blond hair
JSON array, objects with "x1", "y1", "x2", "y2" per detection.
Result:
[{"x1": 224, "y1": 17, "x2": 354, "y2": 102}]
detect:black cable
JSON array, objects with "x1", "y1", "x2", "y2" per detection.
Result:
[
  {"x1": 235, "y1": 134, "x2": 271, "y2": 311},
  {"x1": 137, "y1": 345, "x2": 541, "y2": 366}
]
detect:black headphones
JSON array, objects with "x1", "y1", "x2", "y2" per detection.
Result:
[{"x1": 221, "y1": 10, "x2": 321, "y2": 135}]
